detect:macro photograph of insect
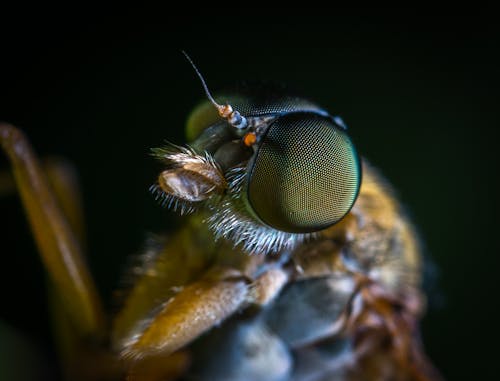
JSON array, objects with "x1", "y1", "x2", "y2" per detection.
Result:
[{"x1": 0, "y1": 11, "x2": 498, "y2": 381}]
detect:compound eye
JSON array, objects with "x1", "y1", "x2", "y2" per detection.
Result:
[{"x1": 247, "y1": 113, "x2": 361, "y2": 233}]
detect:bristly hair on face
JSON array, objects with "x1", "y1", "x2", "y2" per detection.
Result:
[
  {"x1": 205, "y1": 165, "x2": 316, "y2": 254},
  {"x1": 150, "y1": 143, "x2": 226, "y2": 215},
  {"x1": 151, "y1": 144, "x2": 314, "y2": 254}
]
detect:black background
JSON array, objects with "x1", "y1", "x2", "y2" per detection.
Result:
[{"x1": 0, "y1": 9, "x2": 498, "y2": 380}]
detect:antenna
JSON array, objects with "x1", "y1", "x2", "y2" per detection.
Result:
[{"x1": 182, "y1": 51, "x2": 248, "y2": 130}]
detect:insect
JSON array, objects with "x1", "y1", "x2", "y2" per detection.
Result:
[{"x1": 0, "y1": 56, "x2": 442, "y2": 380}]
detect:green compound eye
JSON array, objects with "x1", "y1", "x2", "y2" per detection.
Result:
[{"x1": 247, "y1": 113, "x2": 361, "y2": 233}]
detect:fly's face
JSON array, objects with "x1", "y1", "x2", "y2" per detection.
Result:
[{"x1": 151, "y1": 84, "x2": 362, "y2": 253}]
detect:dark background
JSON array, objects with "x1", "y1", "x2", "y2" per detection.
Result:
[{"x1": 0, "y1": 10, "x2": 498, "y2": 380}]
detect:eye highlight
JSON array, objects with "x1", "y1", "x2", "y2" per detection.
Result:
[{"x1": 246, "y1": 113, "x2": 361, "y2": 233}]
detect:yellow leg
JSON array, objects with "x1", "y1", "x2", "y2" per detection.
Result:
[
  {"x1": 119, "y1": 266, "x2": 250, "y2": 360},
  {"x1": 0, "y1": 124, "x2": 104, "y2": 340},
  {"x1": 126, "y1": 351, "x2": 190, "y2": 381},
  {"x1": 43, "y1": 156, "x2": 87, "y2": 244}
]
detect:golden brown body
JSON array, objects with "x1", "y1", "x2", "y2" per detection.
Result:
[{"x1": 113, "y1": 161, "x2": 436, "y2": 380}]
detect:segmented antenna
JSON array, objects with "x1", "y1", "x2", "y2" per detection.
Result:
[{"x1": 182, "y1": 51, "x2": 248, "y2": 130}]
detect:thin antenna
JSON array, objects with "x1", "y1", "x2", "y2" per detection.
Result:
[
  {"x1": 182, "y1": 51, "x2": 220, "y2": 109},
  {"x1": 182, "y1": 51, "x2": 248, "y2": 130}
]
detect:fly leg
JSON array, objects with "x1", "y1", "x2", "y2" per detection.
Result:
[
  {"x1": 0, "y1": 124, "x2": 109, "y2": 379},
  {"x1": 119, "y1": 266, "x2": 250, "y2": 360},
  {"x1": 118, "y1": 266, "x2": 251, "y2": 380},
  {"x1": 116, "y1": 254, "x2": 289, "y2": 380},
  {"x1": 346, "y1": 277, "x2": 443, "y2": 381}
]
